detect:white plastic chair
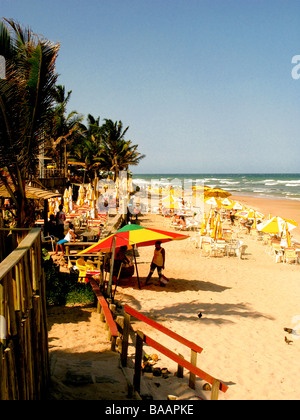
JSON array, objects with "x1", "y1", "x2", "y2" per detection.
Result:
[{"x1": 41, "y1": 232, "x2": 55, "y2": 252}]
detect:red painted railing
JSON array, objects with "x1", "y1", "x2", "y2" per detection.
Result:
[{"x1": 124, "y1": 304, "x2": 228, "y2": 398}]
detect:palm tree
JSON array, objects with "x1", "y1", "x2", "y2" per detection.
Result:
[
  {"x1": 68, "y1": 114, "x2": 103, "y2": 182},
  {"x1": 0, "y1": 18, "x2": 59, "y2": 226},
  {"x1": 44, "y1": 84, "x2": 83, "y2": 176},
  {"x1": 99, "y1": 119, "x2": 145, "y2": 181}
]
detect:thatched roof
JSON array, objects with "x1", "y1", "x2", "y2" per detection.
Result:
[{"x1": 0, "y1": 180, "x2": 61, "y2": 200}]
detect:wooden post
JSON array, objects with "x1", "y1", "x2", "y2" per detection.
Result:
[
  {"x1": 177, "y1": 353, "x2": 184, "y2": 378},
  {"x1": 189, "y1": 349, "x2": 197, "y2": 389},
  {"x1": 133, "y1": 331, "x2": 144, "y2": 394},
  {"x1": 121, "y1": 312, "x2": 131, "y2": 367},
  {"x1": 211, "y1": 379, "x2": 220, "y2": 400},
  {"x1": 107, "y1": 236, "x2": 116, "y2": 298}
]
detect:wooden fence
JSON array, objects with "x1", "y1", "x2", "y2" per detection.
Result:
[
  {"x1": 0, "y1": 228, "x2": 49, "y2": 400},
  {"x1": 122, "y1": 305, "x2": 228, "y2": 400}
]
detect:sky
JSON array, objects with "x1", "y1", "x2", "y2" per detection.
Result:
[{"x1": 1, "y1": 0, "x2": 300, "y2": 174}]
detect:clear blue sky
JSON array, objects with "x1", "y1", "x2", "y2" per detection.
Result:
[{"x1": 1, "y1": 0, "x2": 300, "y2": 174}]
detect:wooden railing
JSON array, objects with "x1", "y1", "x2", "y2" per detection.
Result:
[
  {"x1": 0, "y1": 228, "x2": 49, "y2": 400},
  {"x1": 89, "y1": 279, "x2": 119, "y2": 351},
  {"x1": 122, "y1": 305, "x2": 228, "y2": 400}
]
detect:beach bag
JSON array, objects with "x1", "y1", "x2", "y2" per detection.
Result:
[{"x1": 160, "y1": 274, "x2": 169, "y2": 285}]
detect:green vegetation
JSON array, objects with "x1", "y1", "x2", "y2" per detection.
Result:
[
  {"x1": 0, "y1": 18, "x2": 145, "y2": 227},
  {"x1": 42, "y1": 249, "x2": 95, "y2": 306}
]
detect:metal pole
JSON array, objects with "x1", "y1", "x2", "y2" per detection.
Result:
[{"x1": 107, "y1": 235, "x2": 116, "y2": 298}]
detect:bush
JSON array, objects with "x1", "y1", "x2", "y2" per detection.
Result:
[{"x1": 42, "y1": 249, "x2": 95, "y2": 306}]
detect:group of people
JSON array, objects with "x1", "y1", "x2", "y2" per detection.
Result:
[
  {"x1": 43, "y1": 204, "x2": 76, "y2": 255},
  {"x1": 47, "y1": 203, "x2": 167, "y2": 285}
]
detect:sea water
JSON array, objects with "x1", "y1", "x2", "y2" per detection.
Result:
[{"x1": 132, "y1": 173, "x2": 300, "y2": 202}]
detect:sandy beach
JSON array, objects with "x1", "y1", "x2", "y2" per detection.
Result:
[{"x1": 47, "y1": 194, "x2": 300, "y2": 400}]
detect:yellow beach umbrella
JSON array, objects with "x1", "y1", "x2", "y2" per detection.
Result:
[
  {"x1": 221, "y1": 198, "x2": 233, "y2": 207},
  {"x1": 235, "y1": 208, "x2": 264, "y2": 220},
  {"x1": 161, "y1": 195, "x2": 180, "y2": 210},
  {"x1": 63, "y1": 188, "x2": 69, "y2": 214},
  {"x1": 281, "y1": 222, "x2": 292, "y2": 247},
  {"x1": 204, "y1": 188, "x2": 231, "y2": 199},
  {"x1": 232, "y1": 202, "x2": 244, "y2": 210},
  {"x1": 204, "y1": 197, "x2": 221, "y2": 207},
  {"x1": 206, "y1": 209, "x2": 215, "y2": 232},
  {"x1": 192, "y1": 185, "x2": 210, "y2": 192},
  {"x1": 211, "y1": 213, "x2": 222, "y2": 240},
  {"x1": 200, "y1": 213, "x2": 207, "y2": 235},
  {"x1": 257, "y1": 216, "x2": 297, "y2": 234},
  {"x1": 76, "y1": 185, "x2": 85, "y2": 206}
]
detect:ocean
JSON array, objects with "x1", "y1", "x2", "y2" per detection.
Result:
[{"x1": 132, "y1": 173, "x2": 300, "y2": 202}]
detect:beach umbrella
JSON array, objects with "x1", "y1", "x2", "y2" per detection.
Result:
[
  {"x1": 191, "y1": 185, "x2": 210, "y2": 193},
  {"x1": 232, "y1": 202, "x2": 244, "y2": 210},
  {"x1": 235, "y1": 208, "x2": 264, "y2": 220},
  {"x1": 200, "y1": 213, "x2": 207, "y2": 235},
  {"x1": 63, "y1": 188, "x2": 69, "y2": 214},
  {"x1": 76, "y1": 185, "x2": 85, "y2": 206},
  {"x1": 48, "y1": 197, "x2": 55, "y2": 217},
  {"x1": 281, "y1": 221, "x2": 292, "y2": 248},
  {"x1": 78, "y1": 224, "x2": 189, "y2": 294},
  {"x1": 221, "y1": 198, "x2": 233, "y2": 207},
  {"x1": 257, "y1": 216, "x2": 297, "y2": 235},
  {"x1": 206, "y1": 209, "x2": 215, "y2": 232},
  {"x1": 211, "y1": 213, "x2": 222, "y2": 240},
  {"x1": 204, "y1": 197, "x2": 221, "y2": 207},
  {"x1": 204, "y1": 188, "x2": 231, "y2": 199},
  {"x1": 68, "y1": 186, "x2": 73, "y2": 212},
  {"x1": 161, "y1": 194, "x2": 180, "y2": 210},
  {"x1": 78, "y1": 224, "x2": 189, "y2": 255}
]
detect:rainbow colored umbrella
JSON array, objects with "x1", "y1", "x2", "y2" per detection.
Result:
[
  {"x1": 79, "y1": 224, "x2": 189, "y2": 293},
  {"x1": 78, "y1": 224, "x2": 189, "y2": 254}
]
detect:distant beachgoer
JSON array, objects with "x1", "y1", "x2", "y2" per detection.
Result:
[
  {"x1": 178, "y1": 215, "x2": 186, "y2": 228},
  {"x1": 145, "y1": 241, "x2": 165, "y2": 285},
  {"x1": 230, "y1": 209, "x2": 237, "y2": 225},
  {"x1": 54, "y1": 223, "x2": 76, "y2": 255},
  {"x1": 55, "y1": 204, "x2": 66, "y2": 240}
]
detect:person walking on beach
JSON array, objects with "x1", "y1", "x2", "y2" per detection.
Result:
[{"x1": 145, "y1": 241, "x2": 165, "y2": 285}]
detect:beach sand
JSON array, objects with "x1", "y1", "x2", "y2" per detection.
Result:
[{"x1": 47, "y1": 195, "x2": 300, "y2": 400}]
